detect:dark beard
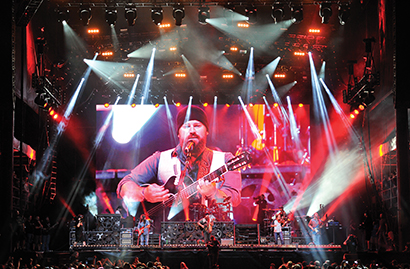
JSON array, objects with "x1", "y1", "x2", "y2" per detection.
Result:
[{"x1": 189, "y1": 139, "x2": 206, "y2": 158}]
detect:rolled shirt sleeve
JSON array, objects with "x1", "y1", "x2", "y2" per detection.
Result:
[{"x1": 116, "y1": 151, "x2": 161, "y2": 199}]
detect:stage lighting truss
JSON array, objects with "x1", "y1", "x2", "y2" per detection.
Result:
[
  {"x1": 290, "y1": 3, "x2": 303, "y2": 23},
  {"x1": 105, "y1": 7, "x2": 117, "y2": 26},
  {"x1": 32, "y1": 74, "x2": 62, "y2": 121},
  {"x1": 338, "y1": 2, "x2": 350, "y2": 25},
  {"x1": 124, "y1": 5, "x2": 137, "y2": 26},
  {"x1": 173, "y1": 3, "x2": 185, "y2": 26},
  {"x1": 79, "y1": 5, "x2": 92, "y2": 26},
  {"x1": 271, "y1": 2, "x2": 285, "y2": 24},
  {"x1": 343, "y1": 38, "x2": 379, "y2": 112},
  {"x1": 245, "y1": 5, "x2": 257, "y2": 24},
  {"x1": 198, "y1": 6, "x2": 210, "y2": 25},
  {"x1": 319, "y1": 2, "x2": 332, "y2": 24},
  {"x1": 151, "y1": 6, "x2": 164, "y2": 26}
]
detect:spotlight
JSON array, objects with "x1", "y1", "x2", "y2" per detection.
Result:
[
  {"x1": 124, "y1": 5, "x2": 137, "y2": 26},
  {"x1": 245, "y1": 5, "x2": 257, "y2": 24},
  {"x1": 290, "y1": 3, "x2": 303, "y2": 23},
  {"x1": 224, "y1": 2, "x2": 235, "y2": 12},
  {"x1": 198, "y1": 6, "x2": 210, "y2": 24},
  {"x1": 173, "y1": 3, "x2": 185, "y2": 26},
  {"x1": 151, "y1": 6, "x2": 163, "y2": 26},
  {"x1": 272, "y1": 3, "x2": 285, "y2": 24},
  {"x1": 56, "y1": 8, "x2": 70, "y2": 23},
  {"x1": 79, "y1": 5, "x2": 92, "y2": 26},
  {"x1": 237, "y1": 22, "x2": 249, "y2": 28},
  {"x1": 34, "y1": 92, "x2": 48, "y2": 108},
  {"x1": 360, "y1": 92, "x2": 376, "y2": 108},
  {"x1": 338, "y1": 3, "x2": 350, "y2": 25},
  {"x1": 175, "y1": 72, "x2": 186, "y2": 78},
  {"x1": 105, "y1": 7, "x2": 117, "y2": 26},
  {"x1": 224, "y1": 3, "x2": 235, "y2": 25},
  {"x1": 87, "y1": 28, "x2": 100, "y2": 34},
  {"x1": 222, "y1": 73, "x2": 234, "y2": 79},
  {"x1": 308, "y1": 28, "x2": 321, "y2": 34},
  {"x1": 319, "y1": 2, "x2": 332, "y2": 24}
]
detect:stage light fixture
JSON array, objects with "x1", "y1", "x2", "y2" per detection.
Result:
[
  {"x1": 124, "y1": 5, "x2": 137, "y2": 26},
  {"x1": 319, "y1": 2, "x2": 332, "y2": 24},
  {"x1": 159, "y1": 23, "x2": 171, "y2": 28},
  {"x1": 87, "y1": 28, "x2": 100, "y2": 34},
  {"x1": 224, "y1": 3, "x2": 235, "y2": 13},
  {"x1": 308, "y1": 28, "x2": 321, "y2": 33},
  {"x1": 237, "y1": 22, "x2": 249, "y2": 28},
  {"x1": 79, "y1": 5, "x2": 92, "y2": 26},
  {"x1": 245, "y1": 5, "x2": 257, "y2": 24},
  {"x1": 223, "y1": 3, "x2": 235, "y2": 25},
  {"x1": 56, "y1": 8, "x2": 70, "y2": 23},
  {"x1": 222, "y1": 73, "x2": 234, "y2": 79},
  {"x1": 105, "y1": 7, "x2": 117, "y2": 26},
  {"x1": 173, "y1": 3, "x2": 185, "y2": 26},
  {"x1": 101, "y1": 51, "x2": 113, "y2": 57},
  {"x1": 175, "y1": 73, "x2": 186, "y2": 78},
  {"x1": 198, "y1": 6, "x2": 210, "y2": 24},
  {"x1": 151, "y1": 6, "x2": 163, "y2": 26},
  {"x1": 290, "y1": 3, "x2": 303, "y2": 23},
  {"x1": 294, "y1": 51, "x2": 305, "y2": 56},
  {"x1": 360, "y1": 92, "x2": 376, "y2": 108},
  {"x1": 34, "y1": 92, "x2": 48, "y2": 108},
  {"x1": 338, "y1": 3, "x2": 350, "y2": 25},
  {"x1": 272, "y1": 3, "x2": 285, "y2": 24},
  {"x1": 123, "y1": 72, "x2": 135, "y2": 78}
]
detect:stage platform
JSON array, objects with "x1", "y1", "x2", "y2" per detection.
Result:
[{"x1": 70, "y1": 243, "x2": 343, "y2": 252}]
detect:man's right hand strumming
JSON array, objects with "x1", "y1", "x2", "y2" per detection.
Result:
[{"x1": 120, "y1": 182, "x2": 170, "y2": 203}]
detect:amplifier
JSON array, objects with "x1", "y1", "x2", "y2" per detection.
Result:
[
  {"x1": 120, "y1": 230, "x2": 133, "y2": 245},
  {"x1": 221, "y1": 238, "x2": 234, "y2": 246}
]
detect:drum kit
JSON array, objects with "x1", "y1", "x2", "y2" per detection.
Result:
[{"x1": 189, "y1": 196, "x2": 232, "y2": 221}]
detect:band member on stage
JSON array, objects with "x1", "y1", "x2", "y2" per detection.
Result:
[
  {"x1": 75, "y1": 215, "x2": 86, "y2": 246},
  {"x1": 207, "y1": 235, "x2": 220, "y2": 269},
  {"x1": 198, "y1": 214, "x2": 216, "y2": 243},
  {"x1": 254, "y1": 194, "x2": 267, "y2": 234},
  {"x1": 117, "y1": 106, "x2": 242, "y2": 225},
  {"x1": 277, "y1": 206, "x2": 287, "y2": 220},
  {"x1": 308, "y1": 212, "x2": 323, "y2": 245},
  {"x1": 136, "y1": 214, "x2": 150, "y2": 246},
  {"x1": 271, "y1": 214, "x2": 284, "y2": 244}
]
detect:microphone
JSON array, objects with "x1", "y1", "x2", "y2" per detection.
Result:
[{"x1": 184, "y1": 141, "x2": 194, "y2": 154}]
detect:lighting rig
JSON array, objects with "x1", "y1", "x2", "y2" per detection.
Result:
[
  {"x1": 32, "y1": 37, "x2": 62, "y2": 121},
  {"x1": 343, "y1": 37, "x2": 380, "y2": 115},
  {"x1": 55, "y1": 1, "x2": 351, "y2": 27}
]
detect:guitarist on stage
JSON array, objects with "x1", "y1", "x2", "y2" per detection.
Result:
[
  {"x1": 197, "y1": 214, "x2": 216, "y2": 244},
  {"x1": 117, "y1": 105, "x2": 242, "y2": 226},
  {"x1": 136, "y1": 214, "x2": 151, "y2": 246},
  {"x1": 308, "y1": 212, "x2": 323, "y2": 245}
]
